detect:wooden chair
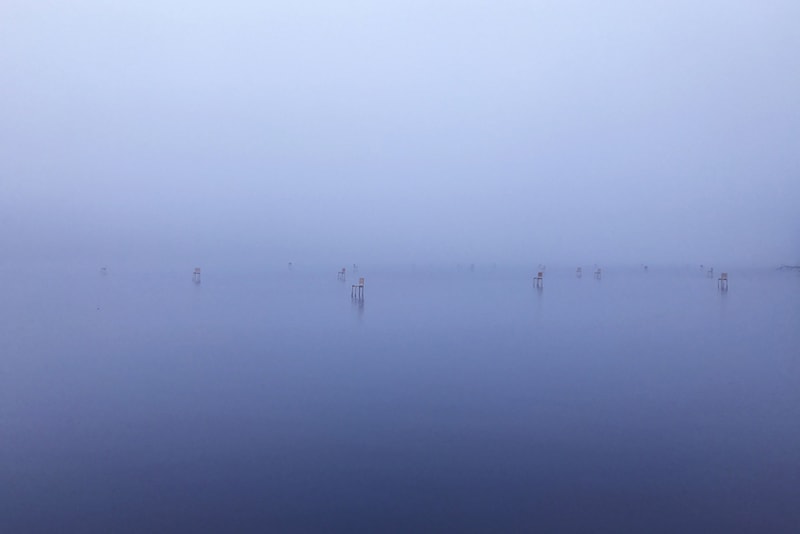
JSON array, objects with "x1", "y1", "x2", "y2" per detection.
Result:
[
  {"x1": 717, "y1": 272, "x2": 728, "y2": 290},
  {"x1": 351, "y1": 277, "x2": 365, "y2": 299}
]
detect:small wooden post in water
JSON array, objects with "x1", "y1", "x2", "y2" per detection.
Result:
[
  {"x1": 717, "y1": 272, "x2": 728, "y2": 291},
  {"x1": 533, "y1": 271, "x2": 544, "y2": 288},
  {"x1": 351, "y1": 277, "x2": 365, "y2": 300},
  {"x1": 192, "y1": 267, "x2": 201, "y2": 284}
]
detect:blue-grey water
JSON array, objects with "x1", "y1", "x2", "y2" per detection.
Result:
[{"x1": 1, "y1": 266, "x2": 798, "y2": 533}]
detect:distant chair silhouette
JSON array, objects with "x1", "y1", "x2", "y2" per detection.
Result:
[
  {"x1": 337, "y1": 267, "x2": 346, "y2": 281},
  {"x1": 351, "y1": 277, "x2": 365, "y2": 300},
  {"x1": 576, "y1": 267, "x2": 582, "y2": 278},
  {"x1": 707, "y1": 267, "x2": 714, "y2": 278},
  {"x1": 192, "y1": 267, "x2": 201, "y2": 284},
  {"x1": 717, "y1": 272, "x2": 728, "y2": 291},
  {"x1": 594, "y1": 268, "x2": 602, "y2": 280},
  {"x1": 533, "y1": 271, "x2": 543, "y2": 288}
]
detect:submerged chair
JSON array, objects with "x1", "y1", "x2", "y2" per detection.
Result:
[
  {"x1": 717, "y1": 272, "x2": 728, "y2": 291},
  {"x1": 351, "y1": 277, "x2": 365, "y2": 300}
]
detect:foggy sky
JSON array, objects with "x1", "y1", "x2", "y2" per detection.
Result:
[{"x1": 1, "y1": 0, "x2": 798, "y2": 268}]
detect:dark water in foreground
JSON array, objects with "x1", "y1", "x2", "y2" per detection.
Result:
[{"x1": 1, "y1": 266, "x2": 798, "y2": 533}]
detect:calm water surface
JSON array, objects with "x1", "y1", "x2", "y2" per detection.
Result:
[{"x1": 1, "y1": 266, "x2": 798, "y2": 532}]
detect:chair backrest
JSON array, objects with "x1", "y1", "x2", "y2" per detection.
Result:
[
  {"x1": 359, "y1": 277, "x2": 365, "y2": 286},
  {"x1": 721, "y1": 272, "x2": 728, "y2": 280}
]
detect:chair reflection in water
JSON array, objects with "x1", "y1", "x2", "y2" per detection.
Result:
[
  {"x1": 351, "y1": 277, "x2": 365, "y2": 300},
  {"x1": 337, "y1": 267, "x2": 346, "y2": 281},
  {"x1": 717, "y1": 272, "x2": 728, "y2": 291},
  {"x1": 533, "y1": 271, "x2": 543, "y2": 288}
]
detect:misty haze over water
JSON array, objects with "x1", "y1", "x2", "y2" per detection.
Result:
[
  {"x1": 1, "y1": 0, "x2": 799, "y2": 532},
  {"x1": 1, "y1": 1, "x2": 798, "y2": 267}
]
